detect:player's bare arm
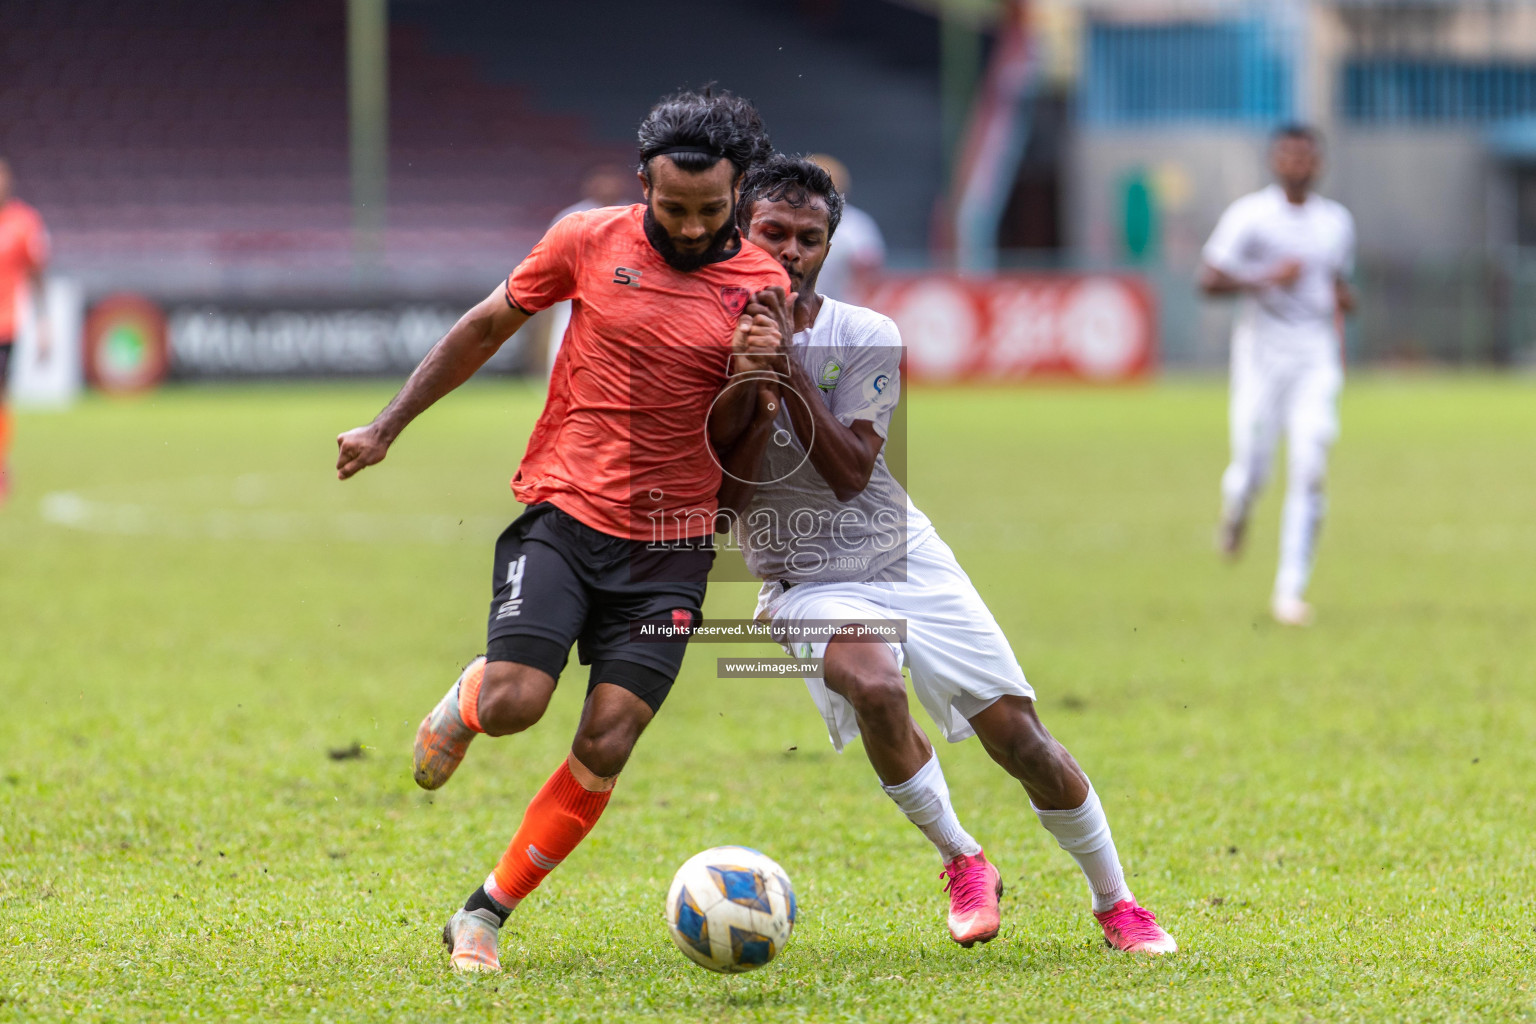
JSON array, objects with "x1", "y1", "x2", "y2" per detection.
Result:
[
  {"x1": 1198, "y1": 258, "x2": 1302, "y2": 296},
  {"x1": 707, "y1": 289, "x2": 791, "y2": 447},
  {"x1": 713, "y1": 376, "x2": 780, "y2": 528},
  {"x1": 1335, "y1": 276, "x2": 1356, "y2": 314},
  {"x1": 336, "y1": 286, "x2": 529, "y2": 480},
  {"x1": 777, "y1": 344, "x2": 883, "y2": 501},
  {"x1": 711, "y1": 293, "x2": 791, "y2": 522},
  {"x1": 734, "y1": 184, "x2": 880, "y2": 499},
  {"x1": 706, "y1": 298, "x2": 787, "y2": 449}
]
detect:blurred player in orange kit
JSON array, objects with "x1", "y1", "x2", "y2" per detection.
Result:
[
  {"x1": 0, "y1": 158, "x2": 52, "y2": 502},
  {"x1": 334, "y1": 90, "x2": 789, "y2": 972}
]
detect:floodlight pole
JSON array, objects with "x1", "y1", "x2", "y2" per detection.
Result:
[
  {"x1": 348, "y1": 0, "x2": 388, "y2": 277},
  {"x1": 946, "y1": 0, "x2": 1034, "y2": 272},
  {"x1": 941, "y1": 12, "x2": 983, "y2": 185}
]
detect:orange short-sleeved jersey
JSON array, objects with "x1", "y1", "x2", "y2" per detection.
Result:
[
  {"x1": 0, "y1": 200, "x2": 49, "y2": 340},
  {"x1": 506, "y1": 204, "x2": 790, "y2": 541}
]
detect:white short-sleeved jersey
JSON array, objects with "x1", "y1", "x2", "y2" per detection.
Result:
[
  {"x1": 738, "y1": 298, "x2": 933, "y2": 584},
  {"x1": 1203, "y1": 184, "x2": 1354, "y2": 345},
  {"x1": 740, "y1": 301, "x2": 1033, "y2": 751}
]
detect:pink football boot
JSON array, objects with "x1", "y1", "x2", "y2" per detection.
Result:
[
  {"x1": 1094, "y1": 898, "x2": 1178, "y2": 953},
  {"x1": 942, "y1": 851, "x2": 1002, "y2": 947}
]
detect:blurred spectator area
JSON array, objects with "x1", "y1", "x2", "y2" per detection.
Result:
[
  {"x1": 10, "y1": 0, "x2": 1536, "y2": 365},
  {"x1": 0, "y1": 0, "x2": 945, "y2": 298},
  {"x1": 0, "y1": 0, "x2": 639, "y2": 295}
]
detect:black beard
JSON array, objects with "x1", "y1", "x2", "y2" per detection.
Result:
[{"x1": 643, "y1": 205, "x2": 740, "y2": 271}]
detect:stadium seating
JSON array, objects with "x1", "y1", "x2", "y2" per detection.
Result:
[{"x1": 0, "y1": 0, "x2": 629, "y2": 291}]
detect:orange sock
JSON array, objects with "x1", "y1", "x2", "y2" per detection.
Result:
[
  {"x1": 491, "y1": 758, "x2": 613, "y2": 901},
  {"x1": 457, "y1": 658, "x2": 486, "y2": 734},
  {"x1": 0, "y1": 405, "x2": 12, "y2": 468}
]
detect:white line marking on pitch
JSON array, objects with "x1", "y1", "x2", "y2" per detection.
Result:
[{"x1": 39, "y1": 489, "x2": 507, "y2": 545}]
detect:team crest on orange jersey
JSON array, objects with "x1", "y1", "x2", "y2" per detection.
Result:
[{"x1": 719, "y1": 286, "x2": 750, "y2": 318}]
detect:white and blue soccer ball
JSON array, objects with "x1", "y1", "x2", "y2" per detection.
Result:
[{"x1": 665, "y1": 846, "x2": 797, "y2": 973}]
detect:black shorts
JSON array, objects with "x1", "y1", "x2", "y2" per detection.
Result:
[
  {"x1": 484, "y1": 502, "x2": 714, "y2": 712},
  {"x1": 0, "y1": 341, "x2": 12, "y2": 391}
]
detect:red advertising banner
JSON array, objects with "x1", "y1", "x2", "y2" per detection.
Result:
[
  {"x1": 83, "y1": 293, "x2": 169, "y2": 393},
  {"x1": 861, "y1": 273, "x2": 1157, "y2": 382}
]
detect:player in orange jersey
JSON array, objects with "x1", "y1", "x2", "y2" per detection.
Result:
[
  {"x1": 0, "y1": 158, "x2": 51, "y2": 502},
  {"x1": 334, "y1": 90, "x2": 790, "y2": 972}
]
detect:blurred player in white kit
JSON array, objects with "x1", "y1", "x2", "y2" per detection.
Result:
[
  {"x1": 1199, "y1": 125, "x2": 1355, "y2": 626},
  {"x1": 540, "y1": 165, "x2": 634, "y2": 374},
  {"x1": 807, "y1": 154, "x2": 884, "y2": 301}
]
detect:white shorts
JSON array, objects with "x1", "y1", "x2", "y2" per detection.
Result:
[
  {"x1": 754, "y1": 533, "x2": 1035, "y2": 752},
  {"x1": 1230, "y1": 323, "x2": 1343, "y2": 453}
]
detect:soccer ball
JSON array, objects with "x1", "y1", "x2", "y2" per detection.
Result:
[{"x1": 665, "y1": 846, "x2": 797, "y2": 973}]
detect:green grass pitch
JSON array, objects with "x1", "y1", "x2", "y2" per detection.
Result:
[{"x1": 1, "y1": 377, "x2": 1532, "y2": 1022}]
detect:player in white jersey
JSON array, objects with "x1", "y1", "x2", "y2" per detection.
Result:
[
  {"x1": 716, "y1": 155, "x2": 1175, "y2": 954},
  {"x1": 1200, "y1": 125, "x2": 1356, "y2": 626},
  {"x1": 806, "y1": 154, "x2": 885, "y2": 301}
]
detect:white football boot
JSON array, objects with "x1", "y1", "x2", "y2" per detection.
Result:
[
  {"x1": 1271, "y1": 595, "x2": 1315, "y2": 627},
  {"x1": 413, "y1": 657, "x2": 484, "y2": 790},
  {"x1": 443, "y1": 908, "x2": 502, "y2": 973}
]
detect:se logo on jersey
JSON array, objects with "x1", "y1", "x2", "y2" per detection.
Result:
[{"x1": 612, "y1": 266, "x2": 643, "y2": 287}]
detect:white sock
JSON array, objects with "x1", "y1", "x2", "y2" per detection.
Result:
[
  {"x1": 881, "y1": 752, "x2": 982, "y2": 863},
  {"x1": 1031, "y1": 785, "x2": 1132, "y2": 912},
  {"x1": 1275, "y1": 448, "x2": 1327, "y2": 602}
]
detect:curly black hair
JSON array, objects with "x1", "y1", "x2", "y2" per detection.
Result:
[
  {"x1": 735, "y1": 154, "x2": 845, "y2": 240},
  {"x1": 636, "y1": 87, "x2": 772, "y2": 181}
]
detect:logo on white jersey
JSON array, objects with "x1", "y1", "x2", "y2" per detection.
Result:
[
  {"x1": 860, "y1": 372, "x2": 894, "y2": 405},
  {"x1": 816, "y1": 359, "x2": 842, "y2": 392}
]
